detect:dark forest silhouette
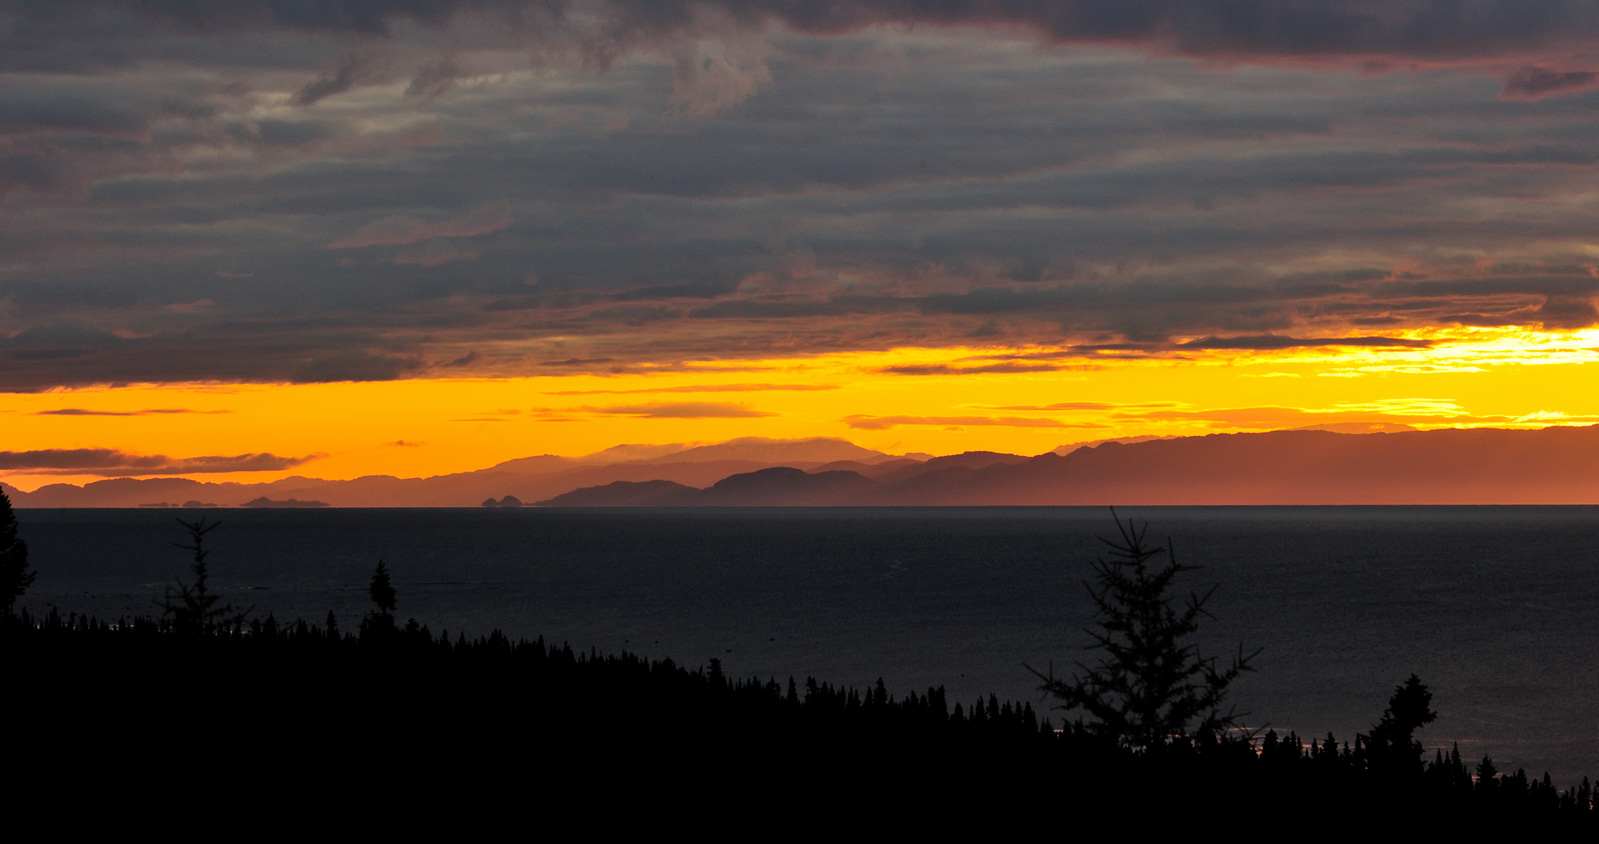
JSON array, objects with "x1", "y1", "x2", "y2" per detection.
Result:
[{"x1": 1, "y1": 495, "x2": 1592, "y2": 826}]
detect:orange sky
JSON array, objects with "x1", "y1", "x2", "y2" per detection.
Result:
[{"x1": 6, "y1": 325, "x2": 1598, "y2": 491}]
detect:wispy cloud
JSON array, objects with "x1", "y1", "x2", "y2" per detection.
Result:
[
  {"x1": 0, "y1": 449, "x2": 321, "y2": 475},
  {"x1": 992, "y1": 402, "x2": 1179, "y2": 412},
  {"x1": 583, "y1": 402, "x2": 775, "y2": 418},
  {"x1": 843, "y1": 414, "x2": 1092, "y2": 430},
  {"x1": 329, "y1": 203, "x2": 514, "y2": 249},
  {"x1": 546, "y1": 383, "x2": 838, "y2": 395},
  {"x1": 878, "y1": 363, "x2": 1095, "y2": 376},
  {"x1": 35, "y1": 408, "x2": 229, "y2": 416},
  {"x1": 1177, "y1": 335, "x2": 1433, "y2": 350}
]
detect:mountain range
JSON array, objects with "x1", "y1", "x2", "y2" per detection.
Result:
[{"x1": 7, "y1": 427, "x2": 1599, "y2": 507}]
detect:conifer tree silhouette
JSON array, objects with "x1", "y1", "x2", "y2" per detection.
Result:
[
  {"x1": 157, "y1": 517, "x2": 249, "y2": 635},
  {"x1": 1029, "y1": 510, "x2": 1258, "y2": 752},
  {"x1": 369, "y1": 561, "x2": 396, "y2": 615},
  {"x1": 360, "y1": 560, "x2": 397, "y2": 638},
  {"x1": 0, "y1": 489, "x2": 33, "y2": 617},
  {"x1": 1364, "y1": 674, "x2": 1436, "y2": 776}
]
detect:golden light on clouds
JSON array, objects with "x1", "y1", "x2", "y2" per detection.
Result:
[{"x1": 6, "y1": 325, "x2": 1599, "y2": 490}]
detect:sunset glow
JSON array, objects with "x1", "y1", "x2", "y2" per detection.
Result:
[
  {"x1": 6, "y1": 324, "x2": 1599, "y2": 490},
  {"x1": 7, "y1": 3, "x2": 1599, "y2": 494}
]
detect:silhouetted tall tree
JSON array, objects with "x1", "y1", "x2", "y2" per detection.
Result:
[
  {"x1": 0, "y1": 489, "x2": 32, "y2": 617},
  {"x1": 361, "y1": 561, "x2": 397, "y2": 639},
  {"x1": 1029, "y1": 510, "x2": 1258, "y2": 752},
  {"x1": 157, "y1": 517, "x2": 249, "y2": 635},
  {"x1": 369, "y1": 561, "x2": 396, "y2": 615},
  {"x1": 1365, "y1": 674, "x2": 1437, "y2": 776}
]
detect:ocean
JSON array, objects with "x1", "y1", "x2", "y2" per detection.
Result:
[{"x1": 16, "y1": 505, "x2": 1599, "y2": 783}]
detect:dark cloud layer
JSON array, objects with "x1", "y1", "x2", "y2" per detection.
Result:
[
  {"x1": 3, "y1": 2, "x2": 1599, "y2": 388},
  {"x1": 18, "y1": 2, "x2": 1599, "y2": 64}
]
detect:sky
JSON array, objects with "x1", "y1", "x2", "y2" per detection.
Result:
[{"x1": 6, "y1": 1, "x2": 1599, "y2": 489}]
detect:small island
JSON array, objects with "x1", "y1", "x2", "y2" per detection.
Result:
[{"x1": 240, "y1": 497, "x2": 329, "y2": 508}]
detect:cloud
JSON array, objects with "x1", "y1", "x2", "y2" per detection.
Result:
[
  {"x1": 35, "y1": 408, "x2": 228, "y2": 416},
  {"x1": 545, "y1": 383, "x2": 838, "y2": 395},
  {"x1": 669, "y1": 32, "x2": 773, "y2": 116},
  {"x1": 1102, "y1": 401, "x2": 1550, "y2": 429},
  {"x1": 292, "y1": 53, "x2": 369, "y2": 107},
  {"x1": 842, "y1": 414, "x2": 1083, "y2": 430},
  {"x1": 540, "y1": 358, "x2": 618, "y2": 367},
  {"x1": 0, "y1": 449, "x2": 321, "y2": 475},
  {"x1": 0, "y1": 1, "x2": 557, "y2": 36},
  {"x1": 583, "y1": 401, "x2": 775, "y2": 418},
  {"x1": 994, "y1": 402, "x2": 1178, "y2": 411},
  {"x1": 1177, "y1": 334, "x2": 1433, "y2": 350},
  {"x1": 406, "y1": 56, "x2": 464, "y2": 99},
  {"x1": 878, "y1": 363, "x2": 1091, "y2": 376},
  {"x1": 1501, "y1": 66, "x2": 1599, "y2": 100},
  {"x1": 0, "y1": 323, "x2": 429, "y2": 390},
  {"x1": 1536, "y1": 295, "x2": 1599, "y2": 329},
  {"x1": 391, "y1": 242, "x2": 481, "y2": 266},
  {"x1": 7, "y1": 2, "x2": 1599, "y2": 389},
  {"x1": 329, "y1": 203, "x2": 515, "y2": 249}
]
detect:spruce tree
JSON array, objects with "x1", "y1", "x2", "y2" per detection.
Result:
[
  {"x1": 360, "y1": 561, "x2": 397, "y2": 639},
  {"x1": 368, "y1": 560, "x2": 396, "y2": 615},
  {"x1": 1364, "y1": 674, "x2": 1436, "y2": 776},
  {"x1": 157, "y1": 517, "x2": 249, "y2": 635},
  {"x1": 1029, "y1": 510, "x2": 1258, "y2": 752},
  {"x1": 0, "y1": 489, "x2": 33, "y2": 617}
]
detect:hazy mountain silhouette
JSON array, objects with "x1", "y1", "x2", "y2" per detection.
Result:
[
  {"x1": 630, "y1": 437, "x2": 896, "y2": 465},
  {"x1": 540, "y1": 468, "x2": 878, "y2": 506},
  {"x1": 4, "y1": 437, "x2": 908, "y2": 507},
  {"x1": 539, "y1": 426, "x2": 1599, "y2": 506},
  {"x1": 538, "y1": 480, "x2": 702, "y2": 507},
  {"x1": 14, "y1": 426, "x2": 1599, "y2": 506},
  {"x1": 700, "y1": 467, "x2": 877, "y2": 505},
  {"x1": 810, "y1": 458, "x2": 924, "y2": 478}
]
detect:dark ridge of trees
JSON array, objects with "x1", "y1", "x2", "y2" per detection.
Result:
[
  {"x1": 3, "y1": 607, "x2": 1592, "y2": 829},
  {"x1": 4, "y1": 514, "x2": 1591, "y2": 829}
]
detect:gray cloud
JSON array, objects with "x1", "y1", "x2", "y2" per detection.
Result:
[
  {"x1": 4, "y1": 3, "x2": 1599, "y2": 387},
  {"x1": 1178, "y1": 335, "x2": 1434, "y2": 351},
  {"x1": 0, "y1": 448, "x2": 320, "y2": 475},
  {"x1": 1502, "y1": 66, "x2": 1599, "y2": 99},
  {"x1": 293, "y1": 52, "x2": 370, "y2": 106}
]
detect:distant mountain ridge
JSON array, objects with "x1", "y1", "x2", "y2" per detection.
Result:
[
  {"x1": 9, "y1": 426, "x2": 1599, "y2": 506},
  {"x1": 1, "y1": 437, "x2": 913, "y2": 508},
  {"x1": 541, "y1": 426, "x2": 1599, "y2": 506}
]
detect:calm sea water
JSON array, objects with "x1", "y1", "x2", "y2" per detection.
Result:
[{"x1": 16, "y1": 506, "x2": 1599, "y2": 783}]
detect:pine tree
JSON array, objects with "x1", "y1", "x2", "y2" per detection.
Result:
[
  {"x1": 0, "y1": 489, "x2": 33, "y2": 617},
  {"x1": 1029, "y1": 510, "x2": 1259, "y2": 752},
  {"x1": 1364, "y1": 674, "x2": 1436, "y2": 776},
  {"x1": 360, "y1": 560, "x2": 397, "y2": 639},
  {"x1": 157, "y1": 517, "x2": 249, "y2": 635},
  {"x1": 368, "y1": 560, "x2": 396, "y2": 615}
]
